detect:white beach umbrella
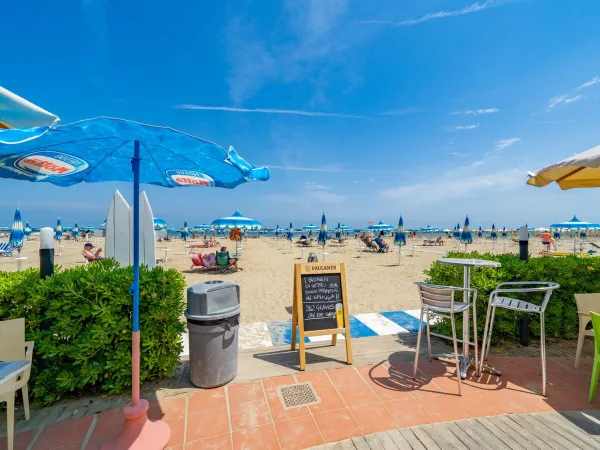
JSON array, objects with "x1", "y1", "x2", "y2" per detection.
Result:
[{"x1": 0, "y1": 86, "x2": 59, "y2": 129}]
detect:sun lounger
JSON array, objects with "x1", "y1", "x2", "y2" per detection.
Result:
[
  {"x1": 189, "y1": 253, "x2": 218, "y2": 271},
  {"x1": 423, "y1": 240, "x2": 436, "y2": 246},
  {"x1": 590, "y1": 243, "x2": 600, "y2": 250},
  {"x1": 0, "y1": 243, "x2": 14, "y2": 257}
]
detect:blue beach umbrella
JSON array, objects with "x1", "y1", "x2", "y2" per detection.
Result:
[
  {"x1": 460, "y1": 216, "x2": 473, "y2": 250},
  {"x1": 453, "y1": 224, "x2": 460, "y2": 240},
  {"x1": 420, "y1": 225, "x2": 441, "y2": 233},
  {"x1": 193, "y1": 223, "x2": 210, "y2": 230},
  {"x1": 369, "y1": 220, "x2": 394, "y2": 232},
  {"x1": 553, "y1": 229, "x2": 561, "y2": 239},
  {"x1": 303, "y1": 224, "x2": 319, "y2": 231},
  {"x1": 101, "y1": 218, "x2": 107, "y2": 228},
  {"x1": 212, "y1": 209, "x2": 261, "y2": 229},
  {"x1": 335, "y1": 222, "x2": 341, "y2": 239},
  {"x1": 394, "y1": 216, "x2": 407, "y2": 265},
  {"x1": 154, "y1": 218, "x2": 167, "y2": 230},
  {"x1": 24, "y1": 221, "x2": 31, "y2": 238},
  {"x1": 318, "y1": 213, "x2": 328, "y2": 245},
  {"x1": 287, "y1": 222, "x2": 294, "y2": 241},
  {"x1": 0, "y1": 116, "x2": 269, "y2": 447},
  {"x1": 318, "y1": 213, "x2": 328, "y2": 260},
  {"x1": 478, "y1": 226, "x2": 483, "y2": 238},
  {"x1": 55, "y1": 217, "x2": 63, "y2": 240},
  {"x1": 490, "y1": 224, "x2": 498, "y2": 240},
  {"x1": 72, "y1": 223, "x2": 79, "y2": 240},
  {"x1": 275, "y1": 224, "x2": 280, "y2": 238},
  {"x1": 181, "y1": 221, "x2": 189, "y2": 241},
  {"x1": 8, "y1": 206, "x2": 24, "y2": 256},
  {"x1": 501, "y1": 226, "x2": 508, "y2": 238}
]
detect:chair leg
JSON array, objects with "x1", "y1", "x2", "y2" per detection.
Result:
[
  {"x1": 479, "y1": 301, "x2": 494, "y2": 374},
  {"x1": 540, "y1": 312, "x2": 547, "y2": 397},
  {"x1": 575, "y1": 317, "x2": 587, "y2": 368},
  {"x1": 485, "y1": 307, "x2": 497, "y2": 361},
  {"x1": 413, "y1": 308, "x2": 424, "y2": 379},
  {"x1": 472, "y1": 305, "x2": 479, "y2": 377},
  {"x1": 590, "y1": 358, "x2": 600, "y2": 403},
  {"x1": 450, "y1": 313, "x2": 462, "y2": 395},
  {"x1": 426, "y1": 311, "x2": 432, "y2": 361},
  {"x1": 21, "y1": 384, "x2": 30, "y2": 420},
  {"x1": 6, "y1": 392, "x2": 14, "y2": 450}
]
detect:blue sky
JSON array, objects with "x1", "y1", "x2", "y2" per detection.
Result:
[{"x1": 2, "y1": 0, "x2": 600, "y2": 229}]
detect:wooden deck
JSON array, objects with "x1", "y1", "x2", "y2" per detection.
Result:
[{"x1": 311, "y1": 411, "x2": 600, "y2": 449}]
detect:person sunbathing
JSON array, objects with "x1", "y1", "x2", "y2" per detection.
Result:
[
  {"x1": 435, "y1": 236, "x2": 445, "y2": 246},
  {"x1": 364, "y1": 236, "x2": 379, "y2": 251},
  {"x1": 83, "y1": 243, "x2": 103, "y2": 262}
]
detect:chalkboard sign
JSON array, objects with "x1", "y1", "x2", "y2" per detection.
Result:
[
  {"x1": 291, "y1": 262, "x2": 353, "y2": 370},
  {"x1": 301, "y1": 273, "x2": 342, "y2": 331}
]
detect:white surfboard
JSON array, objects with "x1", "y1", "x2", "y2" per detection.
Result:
[
  {"x1": 131, "y1": 191, "x2": 157, "y2": 269},
  {"x1": 105, "y1": 190, "x2": 131, "y2": 266}
]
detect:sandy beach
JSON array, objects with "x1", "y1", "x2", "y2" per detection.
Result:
[{"x1": 0, "y1": 234, "x2": 548, "y2": 324}]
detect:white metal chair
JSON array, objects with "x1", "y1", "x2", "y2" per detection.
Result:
[
  {"x1": 574, "y1": 293, "x2": 600, "y2": 368},
  {"x1": 413, "y1": 282, "x2": 479, "y2": 396},
  {"x1": 479, "y1": 281, "x2": 560, "y2": 396},
  {"x1": 0, "y1": 318, "x2": 34, "y2": 450}
]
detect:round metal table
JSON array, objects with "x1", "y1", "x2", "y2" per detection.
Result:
[{"x1": 437, "y1": 258, "x2": 501, "y2": 378}]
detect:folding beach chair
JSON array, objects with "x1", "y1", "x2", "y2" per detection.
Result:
[{"x1": 0, "y1": 243, "x2": 14, "y2": 257}]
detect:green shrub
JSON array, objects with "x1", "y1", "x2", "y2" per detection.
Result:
[
  {"x1": 424, "y1": 251, "x2": 600, "y2": 342},
  {"x1": 0, "y1": 259, "x2": 186, "y2": 406}
]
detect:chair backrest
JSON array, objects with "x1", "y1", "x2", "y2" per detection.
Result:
[
  {"x1": 590, "y1": 312, "x2": 600, "y2": 357},
  {"x1": 415, "y1": 282, "x2": 454, "y2": 310},
  {"x1": 190, "y1": 253, "x2": 203, "y2": 267},
  {"x1": 216, "y1": 252, "x2": 229, "y2": 267},
  {"x1": 575, "y1": 294, "x2": 600, "y2": 316},
  {"x1": 0, "y1": 318, "x2": 25, "y2": 361}
]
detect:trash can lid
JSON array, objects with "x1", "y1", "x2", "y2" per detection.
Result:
[{"x1": 185, "y1": 304, "x2": 241, "y2": 321}]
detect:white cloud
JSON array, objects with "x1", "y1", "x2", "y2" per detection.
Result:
[
  {"x1": 381, "y1": 168, "x2": 523, "y2": 203},
  {"x1": 173, "y1": 105, "x2": 368, "y2": 119},
  {"x1": 267, "y1": 165, "x2": 342, "y2": 172},
  {"x1": 356, "y1": 0, "x2": 519, "y2": 27},
  {"x1": 379, "y1": 107, "x2": 421, "y2": 116},
  {"x1": 450, "y1": 108, "x2": 499, "y2": 115},
  {"x1": 225, "y1": 0, "x2": 354, "y2": 104},
  {"x1": 301, "y1": 181, "x2": 330, "y2": 190},
  {"x1": 455, "y1": 124, "x2": 479, "y2": 130},
  {"x1": 447, "y1": 152, "x2": 469, "y2": 157},
  {"x1": 578, "y1": 76, "x2": 600, "y2": 90},
  {"x1": 310, "y1": 191, "x2": 345, "y2": 202},
  {"x1": 494, "y1": 137, "x2": 520, "y2": 150},
  {"x1": 546, "y1": 95, "x2": 584, "y2": 110}
]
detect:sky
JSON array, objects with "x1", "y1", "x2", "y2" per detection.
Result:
[{"x1": 2, "y1": 0, "x2": 600, "y2": 230}]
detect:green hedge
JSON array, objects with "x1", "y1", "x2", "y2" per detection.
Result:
[
  {"x1": 424, "y1": 251, "x2": 600, "y2": 342},
  {"x1": 0, "y1": 259, "x2": 186, "y2": 406}
]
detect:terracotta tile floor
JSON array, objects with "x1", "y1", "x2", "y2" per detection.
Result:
[{"x1": 5, "y1": 356, "x2": 600, "y2": 450}]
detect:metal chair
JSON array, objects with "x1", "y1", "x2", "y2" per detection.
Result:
[
  {"x1": 479, "y1": 281, "x2": 560, "y2": 396},
  {"x1": 413, "y1": 282, "x2": 479, "y2": 396}
]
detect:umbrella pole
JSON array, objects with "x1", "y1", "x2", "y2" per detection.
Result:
[{"x1": 102, "y1": 140, "x2": 170, "y2": 449}]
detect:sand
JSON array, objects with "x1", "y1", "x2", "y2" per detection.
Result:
[{"x1": 1, "y1": 234, "x2": 541, "y2": 324}]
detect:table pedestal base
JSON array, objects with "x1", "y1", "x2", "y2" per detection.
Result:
[{"x1": 433, "y1": 353, "x2": 502, "y2": 379}]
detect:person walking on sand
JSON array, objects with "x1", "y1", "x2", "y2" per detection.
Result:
[{"x1": 541, "y1": 230, "x2": 555, "y2": 251}]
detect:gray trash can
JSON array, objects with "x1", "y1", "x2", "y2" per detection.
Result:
[{"x1": 185, "y1": 280, "x2": 241, "y2": 388}]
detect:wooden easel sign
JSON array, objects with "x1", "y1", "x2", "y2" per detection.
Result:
[{"x1": 291, "y1": 262, "x2": 353, "y2": 370}]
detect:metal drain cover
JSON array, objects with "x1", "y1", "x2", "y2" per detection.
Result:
[{"x1": 277, "y1": 382, "x2": 321, "y2": 409}]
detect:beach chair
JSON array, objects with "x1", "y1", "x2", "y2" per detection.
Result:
[
  {"x1": 574, "y1": 294, "x2": 600, "y2": 368},
  {"x1": 189, "y1": 253, "x2": 217, "y2": 271},
  {"x1": 0, "y1": 318, "x2": 34, "y2": 450},
  {"x1": 0, "y1": 243, "x2": 14, "y2": 257},
  {"x1": 216, "y1": 252, "x2": 236, "y2": 273}
]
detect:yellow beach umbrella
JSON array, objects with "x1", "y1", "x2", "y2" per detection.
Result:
[{"x1": 527, "y1": 145, "x2": 600, "y2": 189}]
